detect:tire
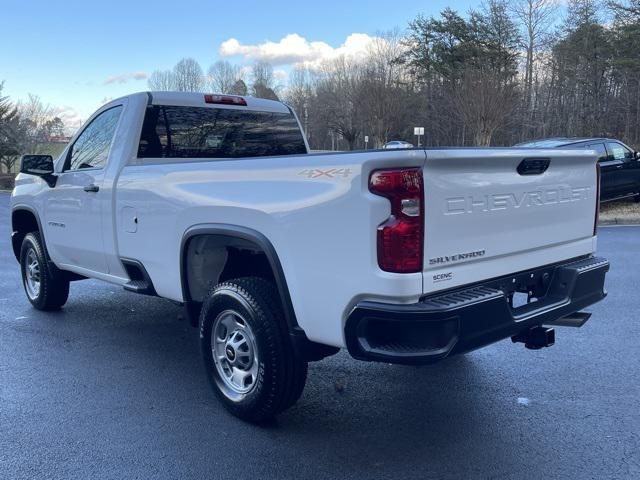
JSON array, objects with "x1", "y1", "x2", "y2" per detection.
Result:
[
  {"x1": 199, "y1": 277, "x2": 308, "y2": 422},
  {"x1": 20, "y1": 232, "x2": 70, "y2": 311}
]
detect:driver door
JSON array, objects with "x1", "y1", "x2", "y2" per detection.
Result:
[
  {"x1": 605, "y1": 141, "x2": 637, "y2": 197},
  {"x1": 45, "y1": 105, "x2": 123, "y2": 273}
]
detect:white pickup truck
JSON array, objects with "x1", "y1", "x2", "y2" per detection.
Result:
[{"x1": 11, "y1": 92, "x2": 609, "y2": 422}]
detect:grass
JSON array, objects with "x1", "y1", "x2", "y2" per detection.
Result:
[
  {"x1": 599, "y1": 198, "x2": 640, "y2": 225},
  {"x1": 0, "y1": 173, "x2": 16, "y2": 191}
]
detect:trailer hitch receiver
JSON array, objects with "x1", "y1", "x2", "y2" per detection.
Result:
[{"x1": 512, "y1": 326, "x2": 555, "y2": 350}]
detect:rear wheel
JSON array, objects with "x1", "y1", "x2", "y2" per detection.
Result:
[
  {"x1": 20, "y1": 232, "x2": 69, "y2": 310},
  {"x1": 199, "y1": 277, "x2": 307, "y2": 422}
]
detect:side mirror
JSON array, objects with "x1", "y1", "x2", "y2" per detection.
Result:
[{"x1": 20, "y1": 155, "x2": 57, "y2": 187}]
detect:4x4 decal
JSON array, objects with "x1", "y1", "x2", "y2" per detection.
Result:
[{"x1": 298, "y1": 168, "x2": 352, "y2": 179}]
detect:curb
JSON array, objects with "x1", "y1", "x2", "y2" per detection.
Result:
[
  {"x1": 599, "y1": 216, "x2": 640, "y2": 225},
  {"x1": 599, "y1": 222, "x2": 640, "y2": 227}
]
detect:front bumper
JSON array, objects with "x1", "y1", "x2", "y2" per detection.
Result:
[{"x1": 345, "y1": 256, "x2": 609, "y2": 364}]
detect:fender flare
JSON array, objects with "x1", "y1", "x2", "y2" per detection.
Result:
[
  {"x1": 10, "y1": 205, "x2": 47, "y2": 262},
  {"x1": 179, "y1": 224, "x2": 302, "y2": 335}
]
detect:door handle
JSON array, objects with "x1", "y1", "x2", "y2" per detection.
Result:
[
  {"x1": 616, "y1": 165, "x2": 623, "y2": 169},
  {"x1": 83, "y1": 184, "x2": 99, "y2": 192}
]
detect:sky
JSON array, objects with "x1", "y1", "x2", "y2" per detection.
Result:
[{"x1": 1, "y1": 0, "x2": 477, "y2": 128}]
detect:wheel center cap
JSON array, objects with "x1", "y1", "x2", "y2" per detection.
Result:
[{"x1": 225, "y1": 345, "x2": 236, "y2": 361}]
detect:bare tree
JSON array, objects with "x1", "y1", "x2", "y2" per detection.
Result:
[
  {"x1": 230, "y1": 79, "x2": 248, "y2": 96},
  {"x1": 284, "y1": 68, "x2": 313, "y2": 138},
  {"x1": 207, "y1": 60, "x2": 243, "y2": 94},
  {"x1": 17, "y1": 95, "x2": 57, "y2": 154},
  {"x1": 251, "y1": 62, "x2": 280, "y2": 100},
  {"x1": 511, "y1": 0, "x2": 557, "y2": 116},
  {"x1": 148, "y1": 70, "x2": 175, "y2": 90},
  {"x1": 315, "y1": 56, "x2": 366, "y2": 150},
  {"x1": 507, "y1": 0, "x2": 558, "y2": 140},
  {"x1": 0, "y1": 90, "x2": 68, "y2": 172},
  {"x1": 251, "y1": 62, "x2": 276, "y2": 89},
  {"x1": 361, "y1": 31, "x2": 414, "y2": 146},
  {"x1": 454, "y1": 68, "x2": 519, "y2": 145},
  {"x1": 173, "y1": 58, "x2": 204, "y2": 92}
]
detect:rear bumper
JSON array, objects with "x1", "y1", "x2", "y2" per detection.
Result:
[{"x1": 345, "y1": 256, "x2": 609, "y2": 365}]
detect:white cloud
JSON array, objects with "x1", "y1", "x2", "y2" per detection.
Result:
[
  {"x1": 103, "y1": 71, "x2": 148, "y2": 85},
  {"x1": 219, "y1": 33, "x2": 379, "y2": 70},
  {"x1": 51, "y1": 105, "x2": 84, "y2": 132}
]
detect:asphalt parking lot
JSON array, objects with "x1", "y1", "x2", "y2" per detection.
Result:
[{"x1": 1, "y1": 191, "x2": 639, "y2": 480}]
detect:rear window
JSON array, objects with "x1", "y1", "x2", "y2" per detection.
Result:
[{"x1": 138, "y1": 105, "x2": 307, "y2": 159}]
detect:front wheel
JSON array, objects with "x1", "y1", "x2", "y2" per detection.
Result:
[
  {"x1": 20, "y1": 232, "x2": 70, "y2": 310},
  {"x1": 199, "y1": 277, "x2": 308, "y2": 422}
]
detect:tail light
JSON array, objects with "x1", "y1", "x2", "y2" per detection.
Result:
[
  {"x1": 594, "y1": 162, "x2": 601, "y2": 236},
  {"x1": 369, "y1": 168, "x2": 424, "y2": 273},
  {"x1": 204, "y1": 94, "x2": 247, "y2": 106}
]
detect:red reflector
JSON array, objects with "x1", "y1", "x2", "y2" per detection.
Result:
[
  {"x1": 204, "y1": 94, "x2": 247, "y2": 106},
  {"x1": 369, "y1": 168, "x2": 424, "y2": 273}
]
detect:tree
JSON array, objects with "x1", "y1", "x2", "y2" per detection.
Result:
[
  {"x1": 608, "y1": 0, "x2": 640, "y2": 142},
  {"x1": 453, "y1": 68, "x2": 519, "y2": 145},
  {"x1": 0, "y1": 82, "x2": 21, "y2": 173},
  {"x1": 230, "y1": 79, "x2": 248, "y2": 96},
  {"x1": 284, "y1": 67, "x2": 313, "y2": 138},
  {"x1": 0, "y1": 88, "x2": 67, "y2": 173},
  {"x1": 46, "y1": 117, "x2": 65, "y2": 138},
  {"x1": 148, "y1": 70, "x2": 175, "y2": 90},
  {"x1": 511, "y1": 0, "x2": 557, "y2": 108},
  {"x1": 550, "y1": 1, "x2": 612, "y2": 136},
  {"x1": 315, "y1": 56, "x2": 366, "y2": 150},
  {"x1": 566, "y1": 0, "x2": 601, "y2": 26},
  {"x1": 608, "y1": 0, "x2": 640, "y2": 19},
  {"x1": 16, "y1": 95, "x2": 56, "y2": 154},
  {"x1": 251, "y1": 62, "x2": 280, "y2": 100},
  {"x1": 360, "y1": 31, "x2": 414, "y2": 146},
  {"x1": 173, "y1": 58, "x2": 204, "y2": 92},
  {"x1": 148, "y1": 58, "x2": 204, "y2": 92},
  {"x1": 405, "y1": 3, "x2": 521, "y2": 145},
  {"x1": 207, "y1": 60, "x2": 243, "y2": 94}
]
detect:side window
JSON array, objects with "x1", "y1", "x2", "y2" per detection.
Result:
[
  {"x1": 65, "y1": 106, "x2": 123, "y2": 171},
  {"x1": 606, "y1": 142, "x2": 633, "y2": 162},
  {"x1": 585, "y1": 143, "x2": 607, "y2": 162}
]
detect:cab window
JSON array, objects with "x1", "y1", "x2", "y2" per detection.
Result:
[{"x1": 65, "y1": 106, "x2": 123, "y2": 171}]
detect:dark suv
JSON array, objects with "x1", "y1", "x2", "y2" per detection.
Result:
[{"x1": 516, "y1": 137, "x2": 640, "y2": 202}]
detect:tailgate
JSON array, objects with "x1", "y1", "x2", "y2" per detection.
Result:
[{"x1": 422, "y1": 149, "x2": 598, "y2": 294}]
